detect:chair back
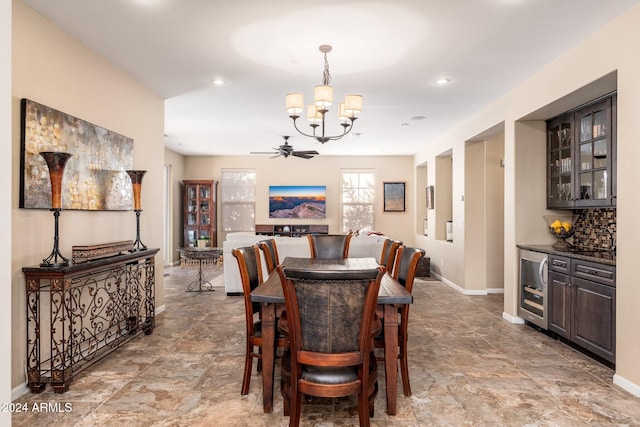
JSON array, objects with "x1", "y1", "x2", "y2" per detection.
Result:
[
  {"x1": 307, "y1": 234, "x2": 352, "y2": 259},
  {"x1": 394, "y1": 246, "x2": 425, "y2": 294},
  {"x1": 379, "y1": 239, "x2": 402, "y2": 271},
  {"x1": 232, "y1": 245, "x2": 264, "y2": 322},
  {"x1": 258, "y1": 239, "x2": 280, "y2": 273},
  {"x1": 278, "y1": 265, "x2": 383, "y2": 356}
]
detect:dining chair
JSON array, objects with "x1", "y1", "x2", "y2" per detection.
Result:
[
  {"x1": 258, "y1": 238, "x2": 280, "y2": 274},
  {"x1": 374, "y1": 245, "x2": 425, "y2": 397},
  {"x1": 379, "y1": 238, "x2": 402, "y2": 272},
  {"x1": 277, "y1": 265, "x2": 383, "y2": 427},
  {"x1": 307, "y1": 234, "x2": 352, "y2": 259},
  {"x1": 232, "y1": 245, "x2": 287, "y2": 395}
]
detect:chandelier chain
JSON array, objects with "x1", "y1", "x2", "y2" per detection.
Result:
[{"x1": 322, "y1": 51, "x2": 331, "y2": 87}]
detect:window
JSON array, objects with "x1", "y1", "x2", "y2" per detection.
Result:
[
  {"x1": 221, "y1": 169, "x2": 256, "y2": 232},
  {"x1": 341, "y1": 170, "x2": 375, "y2": 233}
]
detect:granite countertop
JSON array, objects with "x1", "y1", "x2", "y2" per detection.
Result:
[{"x1": 517, "y1": 244, "x2": 616, "y2": 266}]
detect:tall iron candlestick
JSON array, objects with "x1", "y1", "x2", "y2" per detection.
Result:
[
  {"x1": 126, "y1": 170, "x2": 147, "y2": 251},
  {"x1": 40, "y1": 151, "x2": 72, "y2": 267}
]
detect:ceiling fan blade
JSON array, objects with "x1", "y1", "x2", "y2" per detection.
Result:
[
  {"x1": 292, "y1": 152, "x2": 315, "y2": 159},
  {"x1": 250, "y1": 151, "x2": 279, "y2": 155},
  {"x1": 293, "y1": 150, "x2": 319, "y2": 155}
]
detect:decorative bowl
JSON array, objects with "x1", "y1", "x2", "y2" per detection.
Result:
[{"x1": 544, "y1": 214, "x2": 578, "y2": 250}]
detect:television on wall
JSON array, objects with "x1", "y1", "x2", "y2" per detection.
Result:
[{"x1": 269, "y1": 185, "x2": 326, "y2": 219}]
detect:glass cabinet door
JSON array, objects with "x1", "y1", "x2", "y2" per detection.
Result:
[
  {"x1": 547, "y1": 112, "x2": 574, "y2": 208},
  {"x1": 574, "y1": 98, "x2": 611, "y2": 207},
  {"x1": 183, "y1": 180, "x2": 217, "y2": 248}
]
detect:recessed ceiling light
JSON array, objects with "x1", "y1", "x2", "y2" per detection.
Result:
[
  {"x1": 411, "y1": 115, "x2": 426, "y2": 121},
  {"x1": 435, "y1": 78, "x2": 450, "y2": 85},
  {"x1": 212, "y1": 79, "x2": 225, "y2": 86}
]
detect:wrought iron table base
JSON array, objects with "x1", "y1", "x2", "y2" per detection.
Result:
[{"x1": 186, "y1": 258, "x2": 216, "y2": 292}]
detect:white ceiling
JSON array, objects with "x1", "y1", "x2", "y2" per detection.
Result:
[{"x1": 21, "y1": 0, "x2": 640, "y2": 157}]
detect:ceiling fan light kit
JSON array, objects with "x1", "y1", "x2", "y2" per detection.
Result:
[{"x1": 286, "y1": 45, "x2": 362, "y2": 144}]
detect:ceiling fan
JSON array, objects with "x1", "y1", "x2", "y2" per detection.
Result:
[{"x1": 250, "y1": 136, "x2": 319, "y2": 159}]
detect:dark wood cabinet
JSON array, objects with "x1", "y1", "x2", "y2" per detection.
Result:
[
  {"x1": 547, "y1": 113, "x2": 575, "y2": 208},
  {"x1": 549, "y1": 270, "x2": 571, "y2": 338},
  {"x1": 572, "y1": 276, "x2": 615, "y2": 362},
  {"x1": 548, "y1": 254, "x2": 616, "y2": 364},
  {"x1": 546, "y1": 94, "x2": 616, "y2": 208},
  {"x1": 183, "y1": 180, "x2": 218, "y2": 247}
]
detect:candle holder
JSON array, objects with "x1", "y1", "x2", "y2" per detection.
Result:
[
  {"x1": 40, "y1": 151, "x2": 72, "y2": 267},
  {"x1": 126, "y1": 170, "x2": 147, "y2": 251}
]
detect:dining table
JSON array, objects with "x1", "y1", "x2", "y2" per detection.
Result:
[{"x1": 250, "y1": 256, "x2": 413, "y2": 415}]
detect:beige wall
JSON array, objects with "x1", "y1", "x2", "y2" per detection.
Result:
[
  {"x1": 164, "y1": 149, "x2": 186, "y2": 265},
  {"x1": 164, "y1": 155, "x2": 416, "y2": 264},
  {"x1": 1, "y1": 0, "x2": 13, "y2": 422},
  {"x1": 414, "y1": 3, "x2": 640, "y2": 394},
  {"x1": 11, "y1": 1, "x2": 166, "y2": 392}
]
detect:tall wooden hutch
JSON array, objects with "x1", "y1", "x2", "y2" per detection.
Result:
[{"x1": 183, "y1": 180, "x2": 218, "y2": 247}]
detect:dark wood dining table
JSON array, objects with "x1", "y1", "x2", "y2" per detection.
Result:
[{"x1": 250, "y1": 256, "x2": 413, "y2": 415}]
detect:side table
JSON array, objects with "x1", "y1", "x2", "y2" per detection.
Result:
[{"x1": 177, "y1": 247, "x2": 222, "y2": 292}]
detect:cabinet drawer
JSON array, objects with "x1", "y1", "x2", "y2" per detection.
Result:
[
  {"x1": 549, "y1": 255, "x2": 571, "y2": 274},
  {"x1": 572, "y1": 260, "x2": 615, "y2": 287}
]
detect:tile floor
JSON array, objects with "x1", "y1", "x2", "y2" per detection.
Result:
[{"x1": 12, "y1": 265, "x2": 640, "y2": 426}]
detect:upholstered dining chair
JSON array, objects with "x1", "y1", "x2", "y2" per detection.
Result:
[
  {"x1": 307, "y1": 234, "x2": 352, "y2": 259},
  {"x1": 277, "y1": 265, "x2": 383, "y2": 427},
  {"x1": 379, "y1": 239, "x2": 402, "y2": 272},
  {"x1": 258, "y1": 239, "x2": 280, "y2": 274},
  {"x1": 232, "y1": 245, "x2": 287, "y2": 395},
  {"x1": 374, "y1": 245, "x2": 424, "y2": 397}
]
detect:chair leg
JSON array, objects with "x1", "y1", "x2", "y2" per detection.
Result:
[
  {"x1": 241, "y1": 352, "x2": 253, "y2": 395},
  {"x1": 289, "y1": 386, "x2": 302, "y2": 427},
  {"x1": 281, "y1": 377, "x2": 290, "y2": 416},
  {"x1": 240, "y1": 342, "x2": 253, "y2": 396},
  {"x1": 400, "y1": 336, "x2": 411, "y2": 396},
  {"x1": 357, "y1": 390, "x2": 371, "y2": 427},
  {"x1": 257, "y1": 346, "x2": 263, "y2": 372},
  {"x1": 368, "y1": 380, "x2": 378, "y2": 417}
]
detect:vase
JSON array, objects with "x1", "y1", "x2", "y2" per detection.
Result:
[
  {"x1": 126, "y1": 170, "x2": 147, "y2": 210},
  {"x1": 40, "y1": 151, "x2": 72, "y2": 209}
]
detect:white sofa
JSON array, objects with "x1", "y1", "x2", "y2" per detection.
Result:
[{"x1": 222, "y1": 233, "x2": 388, "y2": 294}]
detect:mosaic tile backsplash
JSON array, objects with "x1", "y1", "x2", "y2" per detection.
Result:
[{"x1": 572, "y1": 208, "x2": 616, "y2": 250}]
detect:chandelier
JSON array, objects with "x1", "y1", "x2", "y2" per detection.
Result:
[{"x1": 285, "y1": 45, "x2": 362, "y2": 144}]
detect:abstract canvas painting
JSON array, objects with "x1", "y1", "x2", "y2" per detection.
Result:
[
  {"x1": 383, "y1": 182, "x2": 405, "y2": 212},
  {"x1": 20, "y1": 99, "x2": 134, "y2": 210}
]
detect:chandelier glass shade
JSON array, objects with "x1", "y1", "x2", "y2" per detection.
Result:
[{"x1": 286, "y1": 45, "x2": 362, "y2": 144}]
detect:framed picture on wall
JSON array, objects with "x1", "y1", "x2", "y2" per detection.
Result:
[
  {"x1": 19, "y1": 98, "x2": 134, "y2": 211},
  {"x1": 383, "y1": 182, "x2": 405, "y2": 212},
  {"x1": 426, "y1": 185, "x2": 434, "y2": 210},
  {"x1": 268, "y1": 185, "x2": 326, "y2": 218}
]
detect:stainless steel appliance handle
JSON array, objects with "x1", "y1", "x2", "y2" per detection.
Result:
[{"x1": 539, "y1": 258, "x2": 548, "y2": 286}]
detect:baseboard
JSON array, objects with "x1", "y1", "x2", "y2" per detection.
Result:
[
  {"x1": 613, "y1": 373, "x2": 640, "y2": 397},
  {"x1": 431, "y1": 272, "x2": 487, "y2": 295},
  {"x1": 155, "y1": 304, "x2": 166, "y2": 315},
  {"x1": 487, "y1": 287, "x2": 505, "y2": 294},
  {"x1": 503, "y1": 311, "x2": 525, "y2": 324},
  {"x1": 12, "y1": 383, "x2": 29, "y2": 401}
]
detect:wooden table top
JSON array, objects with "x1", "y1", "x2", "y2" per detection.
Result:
[{"x1": 251, "y1": 257, "x2": 413, "y2": 305}]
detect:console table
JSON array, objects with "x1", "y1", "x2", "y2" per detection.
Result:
[{"x1": 22, "y1": 248, "x2": 159, "y2": 393}]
